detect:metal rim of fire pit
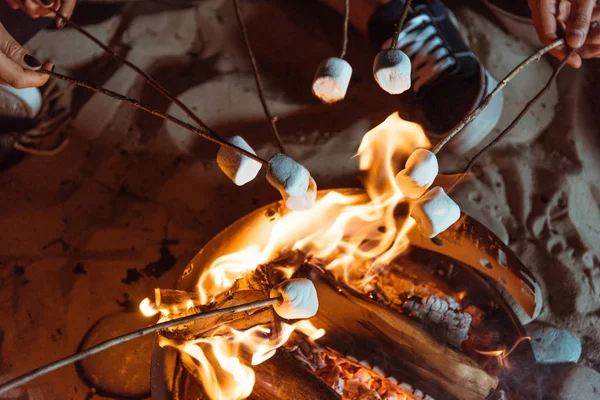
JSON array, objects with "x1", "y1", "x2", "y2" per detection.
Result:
[{"x1": 150, "y1": 188, "x2": 541, "y2": 400}]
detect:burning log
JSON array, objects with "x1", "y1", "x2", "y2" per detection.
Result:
[
  {"x1": 249, "y1": 350, "x2": 342, "y2": 400},
  {"x1": 303, "y1": 267, "x2": 498, "y2": 400}
]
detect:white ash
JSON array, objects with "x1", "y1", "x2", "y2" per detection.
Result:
[
  {"x1": 216, "y1": 136, "x2": 262, "y2": 186},
  {"x1": 410, "y1": 187, "x2": 460, "y2": 238},
  {"x1": 396, "y1": 149, "x2": 438, "y2": 199},
  {"x1": 270, "y1": 278, "x2": 318, "y2": 319},
  {"x1": 373, "y1": 49, "x2": 411, "y2": 95},
  {"x1": 312, "y1": 57, "x2": 353, "y2": 104},
  {"x1": 285, "y1": 177, "x2": 317, "y2": 211},
  {"x1": 266, "y1": 153, "x2": 310, "y2": 197},
  {"x1": 526, "y1": 323, "x2": 582, "y2": 364},
  {"x1": 404, "y1": 295, "x2": 472, "y2": 348}
]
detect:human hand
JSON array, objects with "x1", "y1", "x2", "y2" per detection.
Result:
[
  {"x1": 0, "y1": 23, "x2": 52, "y2": 88},
  {"x1": 529, "y1": 0, "x2": 600, "y2": 67},
  {"x1": 4, "y1": 0, "x2": 78, "y2": 28}
]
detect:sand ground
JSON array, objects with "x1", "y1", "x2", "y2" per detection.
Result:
[{"x1": 0, "y1": 1, "x2": 598, "y2": 399}]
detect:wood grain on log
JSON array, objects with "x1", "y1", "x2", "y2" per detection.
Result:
[{"x1": 304, "y1": 268, "x2": 498, "y2": 400}]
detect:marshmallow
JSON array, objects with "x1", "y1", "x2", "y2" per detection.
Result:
[
  {"x1": 270, "y1": 278, "x2": 319, "y2": 320},
  {"x1": 285, "y1": 177, "x2": 317, "y2": 211},
  {"x1": 396, "y1": 149, "x2": 438, "y2": 199},
  {"x1": 410, "y1": 187, "x2": 460, "y2": 238},
  {"x1": 312, "y1": 57, "x2": 353, "y2": 104},
  {"x1": 373, "y1": 49, "x2": 411, "y2": 94},
  {"x1": 266, "y1": 153, "x2": 310, "y2": 197},
  {"x1": 217, "y1": 136, "x2": 262, "y2": 186}
]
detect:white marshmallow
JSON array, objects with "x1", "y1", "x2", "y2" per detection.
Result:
[
  {"x1": 266, "y1": 153, "x2": 310, "y2": 197},
  {"x1": 373, "y1": 49, "x2": 411, "y2": 94},
  {"x1": 216, "y1": 136, "x2": 262, "y2": 186},
  {"x1": 270, "y1": 278, "x2": 319, "y2": 320},
  {"x1": 410, "y1": 187, "x2": 460, "y2": 238},
  {"x1": 312, "y1": 57, "x2": 353, "y2": 104},
  {"x1": 285, "y1": 177, "x2": 317, "y2": 211},
  {"x1": 396, "y1": 149, "x2": 438, "y2": 199}
]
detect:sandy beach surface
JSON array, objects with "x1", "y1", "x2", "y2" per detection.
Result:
[{"x1": 0, "y1": 0, "x2": 598, "y2": 399}]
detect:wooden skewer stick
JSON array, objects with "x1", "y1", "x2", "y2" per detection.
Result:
[
  {"x1": 52, "y1": 9, "x2": 220, "y2": 140},
  {"x1": 390, "y1": 0, "x2": 412, "y2": 49},
  {"x1": 431, "y1": 38, "x2": 565, "y2": 155},
  {"x1": 39, "y1": 69, "x2": 268, "y2": 166},
  {"x1": 232, "y1": 0, "x2": 286, "y2": 154},
  {"x1": 0, "y1": 297, "x2": 280, "y2": 396},
  {"x1": 445, "y1": 48, "x2": 575, "y2": 193}
]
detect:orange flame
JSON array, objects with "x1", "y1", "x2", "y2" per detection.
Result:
[{"x1": 149, "y1": 113, "x2": 430, "y2": 399}]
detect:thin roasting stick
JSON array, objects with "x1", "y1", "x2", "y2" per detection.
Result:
[
  {"x1": 340, "y1": 0, "x2": 350, "y2": 58},
  {"x1": 232, "y1": 0, "x2": 286, "y2": 154},
  {"x1": 39, "y1": 70, "x2": 268, "y2": 165},
  {"x1": 0, "y1": 297, "x2": 280, "y2": 396},
  {"x1": 390, "y1": 0, "x2": 412, "y2": 49},
  {"x1": 52, "y1": 9, "x2": 220, "y2": 139},
  {"x1": 432, "y1": 38, "x2": 565, "y2": 155},
  {"x1": 446, "y1": 48, "x2": 575, "y2": 193}
]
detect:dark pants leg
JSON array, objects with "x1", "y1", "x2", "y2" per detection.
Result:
[{"x1": 0, "y1": 1, "x2": 53, "y2": 45}]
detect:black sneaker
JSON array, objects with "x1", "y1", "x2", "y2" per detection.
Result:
[{"x1": 368, "y1": 0, "x2": 503, "y2": 153}]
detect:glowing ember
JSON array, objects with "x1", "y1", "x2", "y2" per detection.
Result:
[
  {"x1": 144, "y1": 113, "x2": 434, "y2": 399},
  {"x1": 139, "y1": 298, "x2": 159, "y2": 317}
]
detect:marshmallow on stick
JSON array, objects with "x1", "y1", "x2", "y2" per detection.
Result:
[
  {"x1": 217, "y1": 136, "x2": 262, "y2": 186},
  {"x1": 267, "y1": 153, "x2": 310, "y2": 197},
  {"x1": 285, "y1": 177, "x2": 317, "y2": 211},
  {"x1": 411, "y1": 187, "x2": 460, "y2": 238},
  {"x1": 373, "y1": 49, "x2": 411, "y2": 94},
  {"x1": 396, "y1": 149, "x2": 438, "y2": 199},
  {"x1": 312, "y1": 57, "x2": 353, "y2": 104},
  {"x1": 270, "y1": 278, "x2": 319, "y2": 320}
]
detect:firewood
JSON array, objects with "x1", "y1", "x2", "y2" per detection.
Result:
[
  {"x1": 249, "y1": 350, "x2": 342, "y2": 400},
  {"x1": 302, "y1": 266, "x2": 499, "y2": 400}
]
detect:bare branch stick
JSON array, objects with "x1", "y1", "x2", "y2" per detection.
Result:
[
  {"x1": 390, "y1": 0, "x2": 412, "y2": 49},
  {"x1": 53, "y1": 10, "x2": 220, "y2": 140},
  {"x1": 0, "y1": 297, "x2": 279, "y2": 396},
  {"x1": 40, "y1": 70, "x2": 268, "y2": 165},
  {"x1": 232, "y1": 0, "x2": 286, "y2": 154},
  {"x1": 340, "y1": 0, "x2": 350, "y2": 58},
  {"x1": 446, "y1": 49, "x2": 574, "y2": 193},
  {"x1": 432, "y1": 38, "x2": 564, "y2": 155}
]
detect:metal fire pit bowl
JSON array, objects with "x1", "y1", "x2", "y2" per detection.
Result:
[{"x1": 151, "y1": 189, "x2": 541, "y2": 400}]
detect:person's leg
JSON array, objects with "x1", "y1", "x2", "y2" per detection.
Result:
[{"x1": 0, "y1": 1, "x2": 54, "y2": 44}]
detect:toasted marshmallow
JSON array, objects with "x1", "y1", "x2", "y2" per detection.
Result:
[
  {"x1": 312, "y1": 57, "x2": 353, "y2": 103},
  {"x1": 270, "y1": 278, "x2": 319, "y2": 320}
]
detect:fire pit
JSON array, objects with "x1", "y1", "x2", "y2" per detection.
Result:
[
  {"x1": 150, "y1": 189, "x2": 540, "y2": 400},
  {"x1": 148, "y1": 115, "x2": 541, "y2": 400}
]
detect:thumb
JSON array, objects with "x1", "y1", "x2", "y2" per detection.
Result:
[{"x1": 0, "y1": 23, "x2": 42, "y2": 71}]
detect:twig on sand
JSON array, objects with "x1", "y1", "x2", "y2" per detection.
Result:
[
  {"x1": 446, "y1": 48, "x2": 575, "y2": 193},
  {"x1": 232, "y1": 0, "x2": 286, "y2": 154},
  {"x1": 0, "y1": 297, "x2": 279, "y2": 396},
  {"x1": 431, "y1": 38, "x2": 565, "y2": 155},
  {"x1": 40, "y1": 70, "x2": 268, "y2": 165}
]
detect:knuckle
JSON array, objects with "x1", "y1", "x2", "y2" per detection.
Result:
[
  {"x1": 7, "y1": 76, "x2": 25, "y2": 89},
  {"x1": 572, "y1": 13, "x2": 590, "y2": 27},
  {"x1": 2, "y1": 37, "x2": 22, "y2": 59}
]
